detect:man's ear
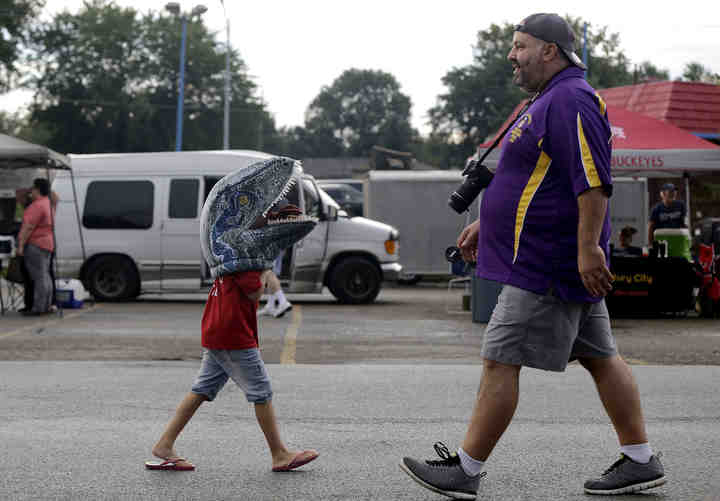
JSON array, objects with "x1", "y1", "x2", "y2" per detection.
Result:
[{"x1": 543, "y1": 43, "x2": 560, "y2": 62}]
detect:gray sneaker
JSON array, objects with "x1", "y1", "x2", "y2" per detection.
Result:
[
  {"x1": 584, "y1": 453, "x2": 666, "y2": 495},
  {"x1": 400, "y1": 442, "x2": 485, "y2": 500}
]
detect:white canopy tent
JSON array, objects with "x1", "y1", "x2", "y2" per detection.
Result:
[{"x1": 0, "y1": 134, "x2": 86, "y2": 313}]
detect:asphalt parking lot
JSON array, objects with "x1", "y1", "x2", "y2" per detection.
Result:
[
  {"x1": 1, "y1": 284, "x2": 719, "y2": 365},
  {"x1": 1, "y1": 284, "x2": 719, "y2": 500}
]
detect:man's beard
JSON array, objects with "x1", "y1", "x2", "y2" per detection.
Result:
[{"x1": 512, "y1": 56, "x2": 542, "y2": 93}]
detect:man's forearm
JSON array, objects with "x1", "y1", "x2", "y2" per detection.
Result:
[{"x1": 577, "y1": 187, "x2": 608, "y2": 247}]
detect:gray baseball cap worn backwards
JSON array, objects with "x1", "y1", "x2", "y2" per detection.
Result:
[{"x1": 515, "y1": 13, "x2": 587, "y2": 70}]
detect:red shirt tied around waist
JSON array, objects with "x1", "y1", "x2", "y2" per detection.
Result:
[{"x1": 201, "y1": 271, "x2": 263, "y2": 350}]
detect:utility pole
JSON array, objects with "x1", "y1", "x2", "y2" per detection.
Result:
[{"x1": 220, "y1": 0, "x2": 231, "y2": 150}]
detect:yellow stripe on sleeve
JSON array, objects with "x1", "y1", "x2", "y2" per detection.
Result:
[
  {"x1": 577, "y1": 113, "x2": 602, "y2": 189},
  {"x1": 513, "y1": 151, "x2": 551, "y2": 264}
]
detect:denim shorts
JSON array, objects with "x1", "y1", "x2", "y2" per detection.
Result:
[
  {"x1": 191, "y1": 348, "x2": 273, "y2": 403},
  {"x1": 483, "y1": 285, "x2": 617, "y2": 372}
]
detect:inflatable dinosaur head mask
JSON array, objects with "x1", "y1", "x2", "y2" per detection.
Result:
[{"x1": 200, "y1": 156, "x2": 317, "y2": 277}]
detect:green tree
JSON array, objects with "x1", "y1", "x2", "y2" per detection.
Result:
[
  {"x1": 429, "y1": 17, "x2": 655, "y2": 167},
  {"x1": 303, "y1": 68, "x2": 416, "y2": 157},
  {"x1": 0, "y1": 0, "x2": 44, "y2": 92},
  {"x1": 632, "y1": 61, "x2": 670, "y2": 83},
  {"x1": 274, "y1": 125, "x2": 344, "y2": 159},
  {"x1": 428, "y1": 23, "x2": 523, "y2": 168},
  {"x1": 26, "y1": 0, "x2": 273, "y2": 154},
  {"x1": 682, "y1": 62, "x2": 719, "y2": 83}
]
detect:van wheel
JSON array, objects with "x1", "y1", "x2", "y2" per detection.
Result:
[
  {"x1": 328, "y1": 256, "x2": 381, "y2": 304},
  {"x1": 86, "y1": 256, "x2": 140, "y2": 301}
]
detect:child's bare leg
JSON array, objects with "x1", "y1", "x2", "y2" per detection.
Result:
[
  {"x1": 152, "y1": 392, "x2": 206, "y2": 461},
  {"x1": 255, "y1": 400, "x2": 320, "y2": 470},
  {"x1": 254, "y1": 400, "x2": 295, "y2": 465}
]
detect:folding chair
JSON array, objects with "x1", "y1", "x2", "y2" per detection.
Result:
[
  {"x1": 0, "y1": 236, "x2": 26, "y2": 314},
  {"x1": 445, "y1": 211, "x2": 474, "y2": 314},
  {"x1": 446, "y1": 260, "x2": 472, "y2": 314}
]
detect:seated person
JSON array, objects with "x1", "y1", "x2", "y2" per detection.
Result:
[{"x1": 613, "y1": 226, "x2": 642, "y2": 257}]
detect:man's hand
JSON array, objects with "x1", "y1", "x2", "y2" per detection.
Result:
[
  {"x1": 578, "y1": 244, "x2": 614, "y2": 297},
  {"x1": 457, "y1": 220, "x2": 480, "y2": 263}
]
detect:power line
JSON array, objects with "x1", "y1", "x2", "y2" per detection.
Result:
[{"x1": 33, "y1": 96, "x2": 266, "y2": 113}]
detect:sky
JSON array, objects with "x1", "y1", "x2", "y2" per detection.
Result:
[{"x1": 1, "y1": 0, "x2": 718, "y2": 135}]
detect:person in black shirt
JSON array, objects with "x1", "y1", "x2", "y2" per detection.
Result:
[{"x1": 648, "y1": 183, "x2": 686, "y2": 243}]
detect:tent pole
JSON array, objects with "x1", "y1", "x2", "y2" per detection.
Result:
[
  {"x1": 45, "y1": 166, "x2": 65, "y2": 317},
  {"x1": 68, "y1": 166, "x2": 93, "y2": 308},
  {"x1": 69, "y1": 167, "x2": 87, "y2": 263},
  {"x1": 684, "y1": 172, "x2": 691, "y2": 229}
]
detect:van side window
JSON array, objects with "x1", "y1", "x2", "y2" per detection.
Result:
[
  {"x1": 83, "y1": 180, "x2": 154, "y2": 229},
  {"x1": 169, "y1": 179, "x2": 199, "y2": 218},
  {"x1": 204, "y1": 177, "x2": 222, "y2": 202},
  {"x1": 303, "y1": 180, "x2": 320, "y2": 218}
]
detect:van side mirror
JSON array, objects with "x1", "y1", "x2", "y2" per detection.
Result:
[{"x1": 326, "y1": 205, "x2": 338, "y2": 221}]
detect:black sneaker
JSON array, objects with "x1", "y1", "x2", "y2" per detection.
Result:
[
  {"x1": 584, "y1": 453, "x2": 666, "y2": 495},
  {"x1": 400, "y1": 442, "x2": 485, "y2": 500}
]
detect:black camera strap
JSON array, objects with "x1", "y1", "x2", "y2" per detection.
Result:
[{"x1": 466, "y1": 93, "x2": 538, "y2": 175}]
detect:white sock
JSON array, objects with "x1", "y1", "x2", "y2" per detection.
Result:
[
  {"x1": 620, "y1": 443, "x2": 653, "y2": 464},
  {"x1": 457, "y1": 447, "x2": 484, "y2": 477},
  {"x1": 273, "y1": 289, "x2": 288, "y2": 304}
]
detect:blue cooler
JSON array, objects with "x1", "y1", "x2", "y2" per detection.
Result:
[{"x1": 55, "y1": 288, "x2": 83, "y2": 309}]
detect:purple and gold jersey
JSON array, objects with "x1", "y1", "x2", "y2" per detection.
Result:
[{"x1": 477, "y1": 67, "x2": 612, "y2": 303}]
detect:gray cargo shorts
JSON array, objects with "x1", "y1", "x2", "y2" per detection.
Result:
[
  {"x1": 483, "y1": 284, "x2": 617, "y2": 372},
  {"x1": 191, "y1": 348, "x2": 272, "y2": 403}
]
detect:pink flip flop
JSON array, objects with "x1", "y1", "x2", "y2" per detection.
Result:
[
  {"x1": 145, "y1": 457, "x2": 195, "y2": 471},
  {"x1": 272, "y1": 450, "x2": 319, "y2": 472}
]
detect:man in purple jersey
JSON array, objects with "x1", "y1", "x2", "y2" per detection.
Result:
[{"x1": 400, "y1": 14, "x2": 665, "y2": 499}]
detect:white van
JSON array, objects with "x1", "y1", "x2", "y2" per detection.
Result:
[{"x1": 52, "y1": 150, "x2": 401, "y2": 303}]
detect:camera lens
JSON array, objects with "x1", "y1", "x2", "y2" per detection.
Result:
[
  {"x1": 448, "y1": 191, "x2": 473, "y2": 214},
  {"x1": 448, "y1": 163, "x2": 495, "y2": 214}
]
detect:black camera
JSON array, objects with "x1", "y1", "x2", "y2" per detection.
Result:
[
  {"x1": 448, "y1": 156, "x2": 495, "y2": 214},
  {"x1": 445, "y1": 246, "x2": 463, "y2": 263}
]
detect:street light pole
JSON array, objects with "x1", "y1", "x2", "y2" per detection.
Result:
[
  {"x1": 166, "y1": 2, "x2": 207, "y2": 152},
  {"x1": 220, "y1": 0, "x2": 231, "y2": 150}
]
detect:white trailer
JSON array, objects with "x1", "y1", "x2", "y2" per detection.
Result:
[
  {"x1": 363, "y1": 171, "x2": 647, "y2": 283},
  {"x1": 363, "y1": 170, "x2": 478, "y2": 281},
  {"x1": 609, "y1": 177, "x2": 649, "y2": 248}
]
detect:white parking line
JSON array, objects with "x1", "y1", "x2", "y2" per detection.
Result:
[
  {"x1": 0, "y1": 304, "x2": 100, "y2": 340},
  {"x1": 280, "y1": 305, "x2": 302, "y2": 364}
]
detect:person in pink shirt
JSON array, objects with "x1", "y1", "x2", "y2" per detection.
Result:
[{"x1": 17, "y1": 178, "x2": 56, "y2": 316}]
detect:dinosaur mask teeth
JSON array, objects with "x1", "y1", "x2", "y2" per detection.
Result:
[
  {"x1": 267, "y1": 215, "x2": 317, "y2": 226},
  {"x1": 262, "y1": 176, "x2": 297, "y2": 218}
]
